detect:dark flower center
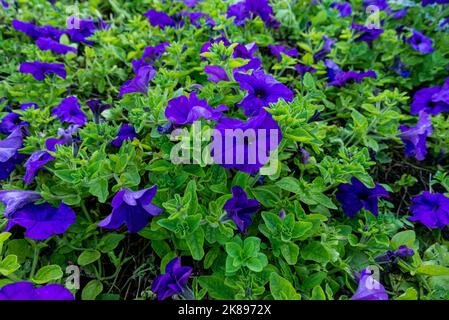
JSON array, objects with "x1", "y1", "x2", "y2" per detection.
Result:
[{"x1": 254, "y1": 88, "x2": 267, "y2": 99}]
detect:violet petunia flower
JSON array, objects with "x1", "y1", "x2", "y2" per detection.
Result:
[
  {"x1": 422, "y1": 0, "x2": 449, "y2": 6},
  {"x1": 98, "y1": 186, "x2": 163, "y2": 233},
  {"x1": 66, "y1": 17, "x2": 107, "y2": 45},
  {"x1": 182, "y1": 11, "x2": 215, "y2": 27},
  {"x1": 1, "y1": 102, "x2": 39, "y2": 134},
  {"x1": 111, "y1": 124, "x2": 137, "y2": 147},
  {"x1": 330, "y1": 2, "x2": 352, "y2": 17},
  {"x1": 165, "y1": 92, "x2": 228, "y2": 125},
  {"x1": 151, "y1": 257, "x2": 193, "y2": 300},
  {"x1": 141, "y1": 42, "x2": 170, "y2": 63},
  {"x1": 19, "y1": 61, "x2": 66, "y2": 81},
  {"x1": 352, "y1": 23, "x2": 384, "y2": 45},
  {"x1": 4, "y1": 202, "x2": 76, "y2": 240},
  {"x1": 35, "y1": 38, "x2": 77, "y2": 55},
  {"x1": 204, "y1": 66, "x2": 230, "y2": 83},
  {"x1": 223, "y1": 186, "x2": 260, "y2": 233},
  {"x1": 227, "y1": 0, "x2": 279, "y2": 28},
  {"x1": 0, "y1": 128, "x2": 25, "y2": 181},
  {"x1": 351, "y1": 269, "x2": 388, "y2": 300},
  {"x1": 295, "y1": 64, "x2": 317, "y2": 76},
  {"x1": 46, "y1": 125, "x2": 78, "y2": 152},
  {"x1": 325, "y1": 59, "x2": 376, "y2": 87},
  {"x1": 12, "y1": 20, "x2": 64, "y2": 41},
  {"x1": 410, "y1": 81, "x2": 449, "y2": 115},
  {"x1": 313, "y1": 36, "x2": 335, "y2": 62},
  {"x1": 336, "y1": 177, "x2": 389, "y2": 218},
  {"x1": 408, "y1": 192, "x2": 449, "y2": 229},
  {"x1": 376, "y1": 245, "x2": 415, "y2": 264},
  {"x1": 86, "y1": 99, "x2": 111, "y2": 124},
  {"x1": 398, "y1": 112, "x2": 433, "y2": 161},
  {"x1": 52, "y1": 97, "x2": 87, "y2": 126},
  {"x1": 227, "y1": 2, "x2": 250, "y2": 26},
  {"x1": 118, "y1": 65, "x2": 156, "y2": 98},
  {"x1": 0, "y1": 282, "x2": 74, "y2": 300},
  {"x1": 180, "y1": 0, "x2": 201, "y2": 7},
  {"x1": 233, "y1": 42, "x2": 262, "y2": 72},
  {"x1": 406, "y1": 30, "x2": 434, "y2": 54},
  {"x1": 23, "y1": 150, "x2": 55, "y2": 184},
  {"x1": 391, "y1": 57, "x2": 410, "y2": 77},
  {"x1": 268, "y1": 45, "x2": 298, "y2": 61},
  {"x1": 235, "y1": 69, "x2": 294, "y2": 116},
  {"x1": 144, "y1": 9, "x2": 176, "y2": 29},
  {"x1": 0, "y1": 190, "x2": 41, "y2": 217},
  {"x1": 1, "y1": 0, "x2": 9, "y2": 8},
  {"x1": 212, "y1": 109, "x2": 282, "y2": 174}
]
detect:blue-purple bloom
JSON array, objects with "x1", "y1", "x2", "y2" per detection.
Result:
[
  {"x1": 0, "y1": 128, "x2": 25, "y2": 181},
  {"x1": 398, "y1": 112, "x2": 433, "y2": 161},
  {"x1": 235, "y1": 69, "x2": 294, "y2": 116},
  {"x1": 111, "y1": 124, "x2": 137, "y2": 147},
  {"x1": 409, "y1": 192, "x2": 449, "y2": 229},
  {"x1": 325, "y1": 59, "x2": 377, "y2": 87},
  {"x1": 46, "y1": 125, "x2": 78, "y2": 152},
  {"x1": 352, "y1": 23, "x2": 384, "y2": 45},
  {"x1": 19, "y1": 62, "x2": 66, "y2": 81},
  {"x1": 223, "y1": 186, "x2": 260, "y2": 233},
  {"x1": 295, "y1": 64, "x2": 317, "y2": 76},
  {"x1": 66, "y1": 17, "x2": 108, "y2": 45},
  {"x1": 35, "y1": 38, "x2": 77, "y2": 55},
  {"x1": 406, "y1": 30, "x2": 434, "y2": 54},
  {"x1": 12, "y1": 20, "x2": 64, "y2": 41},
  {"x1": 391, "y1": 57, "x2": 410, "y2": 77},
  {"x1": 204, "y1": 65, "x2": 230, "y2": 83},
  {"x1": 151, "y1": 257, "x2": 193, "y2": 300},
  {"x1": 0, "y1": 282, "x2": 74, "y2": 300},
  {"x1": 376, "y1": 245, "x2": 415, "y2": 264},
  {"x1": 144, "y1": 9, "x2": 176, "y2": 29},
  {"x1": 0, "y1": 190, "x2": 41, "y2": 217},
  {"x1": 268, "y1": 45, "x2": 298, "y2": 61},
  {"x1": 410, "y1": 79, "x2": 449, "y2": 115},
  {"x1": 330, "y1": 2, "x2": 352, "y2": 17},
  {"x1": 182, "y1": 11, "x2": 215, "y2": 27},
  {"x1": 351, "y1": 269, "x2": 388, "y2": 300},
  {"x1": 23, "y1": 150, "x2": 55, "y2": 184},
  {"x1": 141, "y1": 42, "x2": 170, "y2": 63},
  {"x1": 98, "y1": 186, "x2": 163, "y2": 233},
  {"x1": 336, "y1": 177, "x2": 389, "y2": 218},
  {"x1": 86, "y1": 99, "x2": 111, "y2": 124},
  {"x1": 313, "y1": 36, "x2": 335, "y2": 62},
  {"x1": 118, "y1": 65, "x2": 156, "y2": 98},
  {"x1": 422, "y1": 0, "x2": 449, "y2": 5},
  {"x1": 52, "y1": 97, "x2": 87, "y2": 126},
  {"x1": 227, "y1": 0, "x2": 279, "y2": 28}
]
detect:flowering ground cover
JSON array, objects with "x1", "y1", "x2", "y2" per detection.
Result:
[{"x1": 0, "y1": 0, "x2": 449, "y2": 301}]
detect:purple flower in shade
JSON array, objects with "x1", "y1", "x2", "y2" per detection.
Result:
[
  {"x1": 268, "y1": 44, "x2": 298, "y2": 61},
  {"x1": 52, "y1": 97, "x2": 87, "y2": 126},
  {"x1": 330, "y1": 2, "x2": 352, "y2": 17},
  {"x1": 180, "y1": 0, "x2": 201, "y2": 7},
  {"x1": 363, "y1": 0, "x2": 389, "y2": 10},
  {"x1": 45, "y1": 125, "x2": 78, "y2": 152},
  {"x1": 19, "y1": 62, "x2": 66, "y2": 81},
  {"x1": 408, "y1": 192, "x2": 449, "y2": 229},
  {"x1": 233, "y1": 42, "x2": 262, "y2": 72},
  {"x1": 98, "y1": 186, "x2": 163, "y2": 234},
  {"x1": 336, "y1": 177, "x2": 389, "y2": 218},
  {"x1": 295, "y1": 64, "x2": 317, "y2": 76},
  {"x1": 245, "y1": 0, "x2": 280, "y2": 28},
  {"x1": 144, "y1": 9, "x2": 176, "y2": 29},
  {"x1": 212, "y1": 109, "x2": 282, "y2": 174},
  {"x1": 86, "y1": 99, "x2": 111, "y2": 124},
  {"x1": 351, "y1": 23, "x2": 384, "y2": 45},
  {"x1": 375, "y1": 245, "x2": 415, "y2": 264},
  {"x1": 23, "y1": 150, "x2": 56, "y2": 184},
  {"x1": 12, "y1": 20, "x2": 64, "y2": 41},
  {"x1": 227, "y1": 2, "x2": 250, "y2": 26},
  {"x1": 35, "y1": 38, "x2": 77, "y2": 55},
  {"x1": 0, "y1": 113, "x2": 26, "y2": 134},
  {"x1": 0, "y1": 282, "x2": 74, "y2": 300},
  {"x1": 313, "y1": 36, "x2": 336, "y2": 62},
  {"x1": 0, "y1": 128, "x2": 25, "y2": 181},
  {"x1": 423, "y1": 0, "x2": 449, "y2": 5},
  {"x1": 351, "y1": 269, "x2": 388, "y2": 300},
  {"x1": 204, "y1": 66, "x2": 230, "y2": 83},
  {"x1": 300, "y1": 148, "x2": 310, "y2": 165},
  {"x1": 118, "y1": 65, "x2": 156, "y2": 98},
  {"x1": 0, "y1": 190, "x2": 41, "y2": 217},
  {"x1": 182, "y1": 11, "x2": 215, "y2": 27},
  {"x1": 235, "y1": 69, "x2": 294, "y2": 117},
  {"x1": 406, "y1": 30, "x2": 434, "y2": 54},
  {"x1": 66, "y1": 17, "x2": 107, "y2": 45},
  {"x1": 410, "y1": 81, "x2": 449, "y2": 115},
  {"x1": 223, "y1": 186, "x2": 260, "y2": 233},
  {"x1": 151, "y1": 257, "x2": 193, "y2": 300},
  {"x1": 111, "y1": 124, "x2": 137, "y2": 147},
  {"x1": 1, "y1": 0, "x2": 9, "y2": 8},
  {"x1": 165, "y1": 92, "x2": 228, "y2": 125},
  {"x1": 141, "y1": 42, "x2": 170, "y2": 63},
  {"x1": 4, "y1": 202, "x2": 76, "y2": 240},
  {"x1": 398, "y1": 112, "x2": 433, "y2": 161},
  {"x1": 325, "y1": 59, "x2": 377, "y2": 87},
  {"x1": 391, "y1": 57, "x2": 410, "y2": 78},
  {"x1": 391, "y1": 8, "x2": 408, "y2": 19}
]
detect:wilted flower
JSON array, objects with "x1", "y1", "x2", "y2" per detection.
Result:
[
  {"x1": 268, "y1": 44, "x2": 298, "y2": 61},
  {"x1": 165, "y1": 92, "x2": 228, "y2": 125},
  {"x1": 19, "y1": 61, "x2": 66, "y2": 81},
  {"x1": 35, "y1": 38, "x2": 77, "y2": 55},
  {"x1": 398, "y1": 112, "x2": 433, "y2": 161},
  {"x1": 336, "y1": 177, "x2": 389, "y2": 218},
  {"x1": 351, "y1": 269, "x2": 388, "y2": 300},
  {"x1": 98, "y1": 186, "x2": 163, "y2": 233},
  {"x1": 406, "y1": 29, "x2": 434, "y2": 54},
  {"x1": 330, "y1": 2, "x2": 352, "y2": 17},
  {"x1": 4, "y1": 202, "x2": 76, "y2": 240},
  {"x1": 111, "y1": 124, "x2": 137, "y2": 147},
  {"x1": 223, "y1": 186, "x2": 260, "y2": 233},
  {"x1": 52, "y1": 97, "x2": 87, "y2": 126},
  {"x1": 0, "y1": 190, "x2": 41, "y2": 217},
  {"x1": 235, "y1": 69, "x2": 294, "y2": 116},
  {"x1": 118, "y1": 65, "x2": 156, "y2": 98},
  {"x1": 204, "y1": 65, "x2": 230, "y2": 83},
  {"x1": 151, "y1": 257, "x2": 193, "y2": 300},
  {"x1": 144, "y1": 9, "x2": 176, "y2": 29},
  {"x1": 409, "y1": 192, "x2": 449, "y2": 229},
  {"x1": 0, "y1": 282, "x2": 74, "y2": 300}
]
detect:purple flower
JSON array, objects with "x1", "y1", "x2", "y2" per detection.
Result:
[
  {"x1": 52, "y1": 97, "x2": 87, "y2": 126},
  {"x1": 0, "y1": 190, "x2": 41, "y2": 217},
  {"x1": 410, "y1": 82, "x2": 449, "y2": 115},
  {"x1": 0, "y1": 128, "x2": 25, "y2": 180},
  {"x1": 111, "y1": 124, "x2": 137, "y2": 147},
  {"x1": 398, "y1": 112, "x2": 433, "y2": 161},
  {"x1": 391, "y1": 57, "x2": 410, "y2": 77},
  {"x1": 200, "y1": 36, "x2": 230, "y2": 59},
  {"x1": 46, "y1": 125, "x2": 78, "y2": 152},
  {"x1": 325, "y1": 59, "x2": 376, "y2": 87},
  {"x1": 204, "y1": 66, "x2": 230, "y2": 83},
  {"x1": 336, "y1": 177, "x2": 389, "y2": 218},
  {"x1": 227, "y1": 2, "x2": 250, "y2": 26},
  {"x1": 235, "y1": 69, "x2": 294, "y2": 116},
  {"x1": 268, "y1": 45, "x2": 298, "y2": 61},
  {"x1": 422, "y1": 0, "x2": 449, "y2": 6},
  {"x1": 180, "y1": 0, "x2": 201, "y2": 7},
  {"x1": 363, "y1": 0, "x2": 389, "y2": 11},
  {"x1": 165, "y1": 92, "x2": 228, "y2": 125},
  {"x1": 330, "y1": 2, "x2": 352, "y2": 17},
  {"x1": 144, "y1": 9, "x2": 176, "y2": 29},
  {"x1": 66, "y1": 17, "x2": 106, "y2": 45},
  {"x1": 182, "y1": 11, "x2": 215, "y2": 27},
  {"x1": 351, "y1": 269, "x2": 388, "y2": 300},
  {"x1": 1, "y1": 0, "x2": 9, "y2": 8},
  {"x1": 118, "y1": 65, "x2": 156, "y2": 98},
  {"x1": 233, "y1": 42, "x2": 262, "y2": 72},
  {"x1": 35, "y1": 38, "x2": 77, "y2": 55},
  {"x1": 4, "y1": 202, "x2": 76, "y2": 240},
  {"x1": 86, "y1": 99, "x2": 111, "y2": 124},
  {"x1": 409, "y1": 192, "x2": 449, "y2": 229},
  {"x1": 352, "y1": 23, "x2": 384, "y2": 45},
  {"x1": 12, "y1": 20, "x2": 64, "y2": 41},
  {"x1": 0, "y1": 113, "x2": 26, "y2": 134},
  {"x1": 151, "y1": 257, "x2": 192, "y2": 300},
  {"x1": 375, "y1": 245, "x2": 415, "y2": 264},
  {"x1": 212, "y1": 109, "x2": 282, "y2": 174},
  {"x1": 406, "y1": 30, "x2": 434, "y2": 54},
  {"x1": 223, "y1": 186, "x2": 260, "y2": 233},
  {"x1": 295, "y1": 64, "x2": 317, "y2": 76},
  {"x1": 0, "y1": 282, "x2": 74, "y2": 300},
  {"x1": 98, "y1": 186, "x2": 163, "y2": 234},
  {"x1": 227, "y1": 0, "x2": 279, "y2": 28},
  {"x1": 23, "y1": 151, "x2": 55, "y2": 184},
  {"x1": 141, "y1": 42, "x2": 170, "y2": 63},
  {"x1": 313, "y1": 36, "x2": 335, "y2": 62},
  {"x1": 19, "y1": 62, "x2": 66, "y2": 81}
]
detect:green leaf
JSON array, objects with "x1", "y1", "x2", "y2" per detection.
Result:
[
  {"x1": 301, "y1": 241, "x2": 330, "y2": 264},
  {"x1": 276, "y1": 177, "x2": 301, "y2": 194},
  {"x1": 88, "y1": 177, "x2": 109, "y2": 203},
  {"x1": 0, "y1": 255, "x2": 20, "y2": 276},
  {"x1": 396, "y1": 288, "x2": 418, "y2": 300},
  {"x1": 291, "y1": 221, "x2": 313, "y2": 239},
  {"x1": 416, "y1": 265, "x2": 449, "y2": 276},
  {"x1": 186, "y1": 227, "x2": 205, "y2": 260},
  {"x1": 78, "y1": 250, "x2": 101, "y2": 266},
  {"x1": 246, "y1": 253, "x2": 268, "y2": 272},
  {"x1": 82, "y1": 280, "x2": 103, "y2": 300},
  {"x1": 198, "y1": 276, "x2": 236, "y2": 299},
  {"x1": 97, "y1": 233, "x2": 125, "y2": 253},
  {"x1": 311, "y1": 285, "x2": 326, "y2": 300},
  {"x1": 32, "y1": 265, "x2": 63, "y2": 284},
  {"x1": 269, "y1": 273, "x2": 301, "y2": 300},
  {"x1": 226, "y1": 242, "x2": 241, "y2": 258},
  {"x1": 281, "y1": 242, "x2": 299, "y2": 265},
  {"x1": 391, "y1": 230, "x2": 415, "y2": 249}
]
